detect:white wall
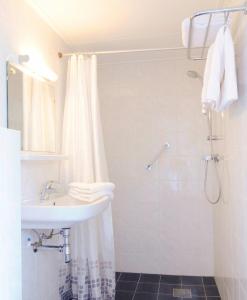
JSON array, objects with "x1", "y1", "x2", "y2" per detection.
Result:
[
  {"x1": 0, "y1": 128, "x2": 21, "y2": 300},
  {"x1": 0, "y1": 1, "x2": 69, "y2": 299},
  {"x1": 213, "y1": 14, "x2": 247, "y2": 300},
  {"x1": 99, "y1": 56, "x2": 214, "y2": 275}
]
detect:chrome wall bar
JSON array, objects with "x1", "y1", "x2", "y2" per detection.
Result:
[
  {"x1": 145, "y1": 142, "x2": 170, "y2": 171},
  {"x1": 187, "y1": 3, "x2": 247, "y2": 60}
]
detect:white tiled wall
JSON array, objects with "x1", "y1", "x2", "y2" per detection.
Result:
[
  {"x1": 213, "y1": 15, "x2": 247, "y2": 300},
  {"x1": 0, "y1": 1, "x2": 69, "y2": 299},
  {"x1": 99, "y1": 57, "x2": 214, "y2": 275},
  {"x1": 0, "y1": 128, "x2": 21, "y2": 300}
]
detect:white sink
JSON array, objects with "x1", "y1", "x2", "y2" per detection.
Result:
[{"x1": 22, "y1": 195, "x2": 110, "y2": 229}]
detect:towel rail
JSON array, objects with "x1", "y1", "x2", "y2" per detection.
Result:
[{"x1": 187, "y1": 3, "x2": 247, "y2": 60}]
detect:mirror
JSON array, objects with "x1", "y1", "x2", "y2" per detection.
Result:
[{"x1": 7, "y1": 63, "x2": 56, "y2": 152}]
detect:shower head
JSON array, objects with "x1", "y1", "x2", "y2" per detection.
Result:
[{"x1": 187, "y1": 70, "x2": 201, "y2": 79}]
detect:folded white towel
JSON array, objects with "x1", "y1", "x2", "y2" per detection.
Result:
[
  {"x1": 68, "y1": 182, "x2": 115, "y2": 193},
  {"x1": 67, "y1": 182, "x2": 115, "y2": 202},
  {"x1": 182, "y1": 14, "x2": 229, "y2": 48},
  {"x1": 70, "y1": 187, "x2": 114, "y2": 195},
  {"x1": 201, "y1": 26, "x2": 238, "y2": 112},
  {"x1": 68, "y1": 190, "x2": 113, "y2": 202}
]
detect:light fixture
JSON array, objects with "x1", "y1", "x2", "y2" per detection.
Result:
[{"x1": 17, "y1": 53, "x2": 57, "y2": 82}]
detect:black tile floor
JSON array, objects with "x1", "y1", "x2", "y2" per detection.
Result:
[{"x1": 115, "y1": 272, "x2": 221, "y2": 300}]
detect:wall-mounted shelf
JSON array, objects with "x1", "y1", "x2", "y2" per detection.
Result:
[{"x1": 21, "y1": 151, "x2": 69, "y2": 161}]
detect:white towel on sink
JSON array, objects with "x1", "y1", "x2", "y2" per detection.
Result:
[
  {"x1": 68, "y1": 182, "x2": 115, "y2": 193},
  {"x1": 68, "y1": 182, "x2": 115, "y2": 202},
  {"x1": 68, "y1": 190, "x2": 113, "y2": 202}
]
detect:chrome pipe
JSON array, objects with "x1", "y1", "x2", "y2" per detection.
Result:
[
  {"x1": 40, "y1": 245, "x2": 63, "y2": 251},
  {"x1": 31, "y1": 228, "x2": 71, "y2": 263},
  {"x1": 61, "y1": 228, "x2": 71, "y2": 264}
]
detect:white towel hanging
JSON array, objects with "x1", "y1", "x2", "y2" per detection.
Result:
[{"x1": 201, "y1": 25, "x2": 238, "y2": 112}]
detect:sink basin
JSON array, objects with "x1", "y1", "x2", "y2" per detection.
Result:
[{"x1": 22, "y1": 195, "x2": 111, "y2": 229}]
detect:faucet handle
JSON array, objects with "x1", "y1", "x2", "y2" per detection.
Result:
[
  {"x1": 40, "y1": 181, "x2": 64, "y2": 201},
  {"x1": 42, "y1": 180, "x2": 54, "y2": 192},
  {"x1": 45, "y1": 181, "x2": 63, "y2": 193},
  {"x1": 46, "y1": 180, "x2": 56, "y2": 190}
]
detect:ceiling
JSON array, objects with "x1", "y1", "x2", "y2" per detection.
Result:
[{"x1": 26, "y1": 0, "x2": 225, "y2": 51}]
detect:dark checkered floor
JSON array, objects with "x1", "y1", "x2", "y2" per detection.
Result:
[{"x1": 115, "y1": 272, "x2": 221, "y2": 300}]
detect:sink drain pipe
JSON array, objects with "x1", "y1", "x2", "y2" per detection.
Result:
[
  {"x1": 31, "y1": 228, "x2": 71, "y2": 263},
  {"x1": 62, "y1": 228, "x2": 71, "y2": 263}
]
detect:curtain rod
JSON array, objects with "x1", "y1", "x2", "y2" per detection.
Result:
[{"x1": 57, "y1": 46, "x2": 196, "y2": 58}]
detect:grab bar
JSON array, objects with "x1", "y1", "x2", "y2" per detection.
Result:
[{"x1": 145, "y1": 143, "x2": 170, "y2": 171}]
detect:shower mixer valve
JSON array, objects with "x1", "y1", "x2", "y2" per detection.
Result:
[
  {"x1": 207, "y1": 135, "x2": 224, "y2": 141},
  {"x1": 203, "y1": 154, "x2": 223, "y2": 162}
]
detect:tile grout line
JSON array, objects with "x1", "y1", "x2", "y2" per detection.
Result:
[
  {"x1": 202, "y1": 278, "x2": 207, "y2": 300},
  {"x1": 156, "y1": 275, "x2": 161, "y2": 300},
  {"x1": 181, "y1": 276, "x2": 183, "y2": 300},
  {"x1": 181, "y1": 275, "x2": 183, "y2": 288},
  {"x1": 131, "y1": 273, "x2": 141, "y2": 300},
  {"x1": 115, "y1": 272, "x2": 120, "y2": 299}
]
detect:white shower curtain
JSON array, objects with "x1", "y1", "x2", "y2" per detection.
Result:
[{"x1": 59, "y1": 55, "x2": 115, "y2": 300}]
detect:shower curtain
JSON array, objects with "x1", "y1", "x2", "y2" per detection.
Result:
[{"x1": 59, "y1": 55, "x2": 115, "y2": 300}]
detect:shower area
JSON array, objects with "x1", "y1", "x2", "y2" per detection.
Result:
[
  {"x1": 187, "y1": 70, "x2": 222, "y2": 205},
  {"x1": 99, "y1": 56, "x2": 215, "y2": 275}
]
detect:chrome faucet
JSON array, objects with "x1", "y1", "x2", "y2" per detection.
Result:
[{"x1": 40, "y1": 181, "x2": 57, "y2": 201}]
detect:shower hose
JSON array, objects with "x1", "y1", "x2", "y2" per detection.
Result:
[{"x1": 203, "y1": 110, "x2": 222, "y2": 205}]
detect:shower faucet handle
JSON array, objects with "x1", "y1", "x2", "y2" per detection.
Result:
[
  {"x1": 207, "y1": 135, "x2": 224, "y2": 141},
  {"x1": 203, "y1": 154, "x2": 224, "y2": 162}
]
